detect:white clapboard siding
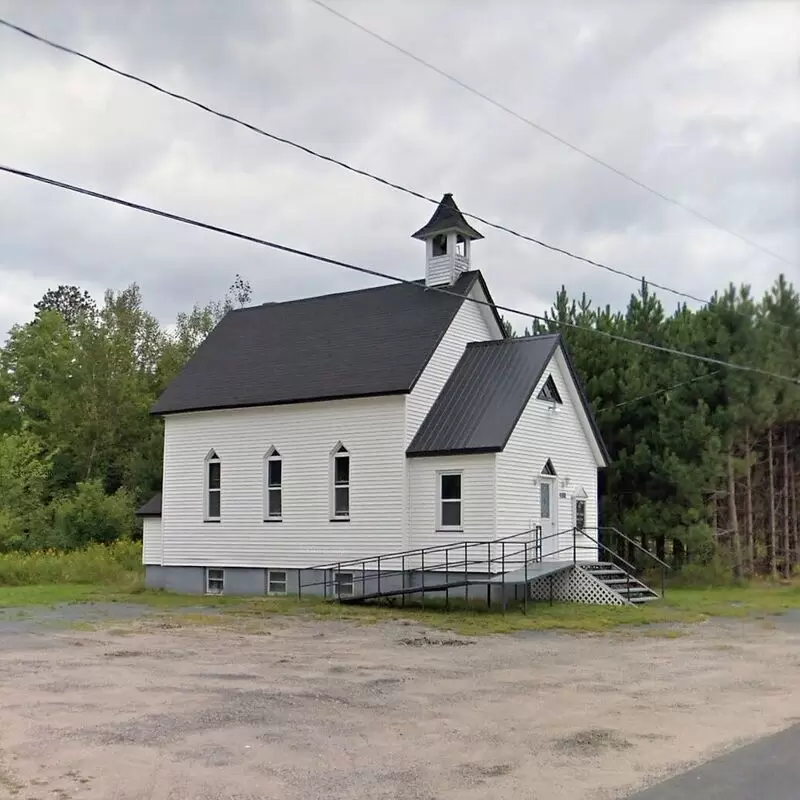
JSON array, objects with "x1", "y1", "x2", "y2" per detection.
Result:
[
  {"x1": 426, "y1": 255, "x2": 454, "y2": 287},
  {"x1": 408, "y1": 453, "x2": 496, "y2": 550},
  {"x1": 405, "y1": 285, "x2": 500, "y2": 445},
  {"x1": 141, "y1": 518, "x2": 163, "y2": 565},
  {"x1": 161, "y1": 395, "x2": 406, "y2": 568},
  {"x1": 496, "y1": 347, "x2": 600, "y2": 561}
]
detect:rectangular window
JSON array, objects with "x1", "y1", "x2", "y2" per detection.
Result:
[
  {"x1": 266, "y1": 570, "x2": 287, "y2": 595},
  {"x1": 206, "y1": 568, "x2": 224, "y2": 595},
  {"x1": 334, "y1": 572, "x2": 354, "y2": 597},
  {"x1": 207, "y1": 459, "x2": 221, "y2": 520},
  {"x1": 333, "y1": 448, "x2": 350, "y2": 518},
  {"x1": 438, "y1": 473, "x2": 462, "y2": 529},
  {"x1": 266, "y1": 456, "x2": 282, "y2": 519}
]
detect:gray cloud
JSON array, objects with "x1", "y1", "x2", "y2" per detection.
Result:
[{"x1": 0, "y1": 0, "x2": 797, "y2": 341}]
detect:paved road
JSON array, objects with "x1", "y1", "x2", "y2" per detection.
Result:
[{"x1": 628, "y1": 723, "x2": 800, "y2": 800}]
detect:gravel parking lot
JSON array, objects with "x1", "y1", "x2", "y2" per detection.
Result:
[{"x1": 1, "y1": 605, "x2": 799, "y2": 800}]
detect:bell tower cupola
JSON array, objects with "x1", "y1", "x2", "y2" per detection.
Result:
[{"x1": 411, "y1": 193, "x2": 483, "y2": 287}]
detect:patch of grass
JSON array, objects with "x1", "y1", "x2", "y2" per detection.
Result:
[
  {"x1": 0, "y1": 584, "x2": 106, "y2": 607},
  {"x1": 405, "y1": 602, "x2": 702, "y2": 636},
  {"x1": 3, "y1": 581, "x2": 800, "y2": 635},
  {"x1": 139, "y1": 594, "x2": 702, "y2": 635},
  {"x1": 662, "y1": 583, "x2": 800, "y2": 617},
  {"x1": 638, "y1": 628, "x2": 686, "y2": 639},
  {"x1": 553, "y1": 728, "x2": 633, "y2": 754}
]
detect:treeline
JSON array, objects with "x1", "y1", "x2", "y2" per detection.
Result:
[
  {"x1": 1, "y1": 271, "x2": 797, "y2": 579},
  {"x1": 0, "y1": 277, "x2": 251, "y2": 552},
  {"x1": 519, "y1": 275, "x2": 799, "y2": 578}
]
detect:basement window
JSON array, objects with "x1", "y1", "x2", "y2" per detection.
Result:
[
  {"x1": 438, "y1": 473, "x2": 462, "y2": 529},
  {"x1": 334, "y1": 572, "x2": 354, "y2": 597},
  {"x1": 537, "y1": 375, "x2": 563, "y2": 404},
  {"x1": 266, "y1": 570, "x2": 287, "y2": 595},
  {"x1": 206, "y1": 568, "x2": 225, "y2": 595}
]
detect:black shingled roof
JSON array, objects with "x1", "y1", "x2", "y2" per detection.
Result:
[
  {"x1": 136, "y1": 492, "x2": 162, "y2": 517},
  {"x1": 406, "y1": 335, "x2": 609, "y2": 463},
  {"x1": 152, "y1": 271, "x2": 501, "y2": 415},
  {"x1": 411, "y1": 194, "x2": 484, "y2": 241}
]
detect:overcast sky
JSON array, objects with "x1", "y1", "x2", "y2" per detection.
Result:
[{"x1": 0, "y1": 0, "x2": 798, "y2": 339}]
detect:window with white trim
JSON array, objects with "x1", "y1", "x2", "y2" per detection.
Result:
[
  {"x1": 264, "y1": 447, "x2": 282, "y2": 520},
  {"x1": 266, "y1": 570, "x2": 287, "y2": 595},
  {"x1": 334, "y1": 572, "x2": 354, "y2": 597},
  {"x1": 537, "y1": 375, "x2": 563, "y2": 404},
  {"x1": 332, "y1": 444, "x2": 350, "y2": 519},
  {"x1": 438, "y1": 473, "x2": 462, "y2": 529},
  {"x1": 206, "y1": 568, "x2": 224, "y2": 594},
  {"x1": 205, "y1": 450, "x2": 221, "y2": 521}
]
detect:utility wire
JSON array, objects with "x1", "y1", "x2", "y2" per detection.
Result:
[
  {"x1": 0, "y1": 17, "x2": 788, "y2": 332},
  {"x1": 309, "y1": 0, "x2": 795, "y2": 268},
  {"x1": 597, "y1": 371, "x2": 721, "y2": 414},
  {"x1": 2, "y1": 163, "x2": 797, "y2": 386}
]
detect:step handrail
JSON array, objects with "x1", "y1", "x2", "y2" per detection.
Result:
[
  {"x1": 575, "y1": 527, "x2": 667, "y2": 599},
  {"x1": 570, "y1": 528, "x2": 639, "y2": 575},
  {"x1": 592, "y1": 526, "x2": 672, "y2": 571}
]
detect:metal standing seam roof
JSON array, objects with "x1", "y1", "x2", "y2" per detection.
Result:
[
  {"x1": 151, "y1": 270, "x2": 503, "y2": 415},
  {"x1": 136, "y1": 492, "x2": 162, "y2": 517},
  {"x1": 406, "y1": 334, "x2": 610, "y2": 463}
]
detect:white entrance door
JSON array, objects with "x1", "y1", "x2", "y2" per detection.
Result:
[{"x1": 539, "y1": 478, "x2": 558, "y2": 559}]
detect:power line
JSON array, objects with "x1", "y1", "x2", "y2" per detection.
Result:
[
  {"x1": 309, "y1": 0, "x2": 795, "y2": 269},
  {"x1": 0, "y1": 17, "x2": 787, "y2": 330},
  {"x1": 1, "y1": 163, "x2": 797, "y2": 386},
  {"x1": 596, "y1": 371, "x2": 721, "y2": 414}
]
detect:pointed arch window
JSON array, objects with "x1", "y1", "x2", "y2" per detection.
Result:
[
  {"x1": 537, "y1": 375, "x2": 563, "y2": 404},
  {"x1": 264, "y1": 447, "x2": 282, "y2": 520},
  {"x1": 331, "y1": 443, "x2": 350, "y2": 519},
  {"x1": 541, "y1": 459, "x2": 557, "y2": 476},
  {"x1": 205, "y1": 450, "x2": 221, "y2": 521}
]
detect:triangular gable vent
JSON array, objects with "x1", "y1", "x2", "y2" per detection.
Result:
[{"x1": 537, "y1": 375, "x2": 562, "y2": 404}]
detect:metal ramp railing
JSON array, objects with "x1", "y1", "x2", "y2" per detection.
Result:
[
  {"x1": 294, "y1": 524, "x2": 671, "y2": 609},
  {"x1": 297, "y1": 526, "x2": 545, "y2": 611}
]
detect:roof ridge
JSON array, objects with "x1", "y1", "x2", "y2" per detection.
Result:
[
  {"x1": 466, "y1": 333, "x2": 560, "y2": 348},
  {"x1": 228, "y1": 270, "x2": 480, "y2": 313}
]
